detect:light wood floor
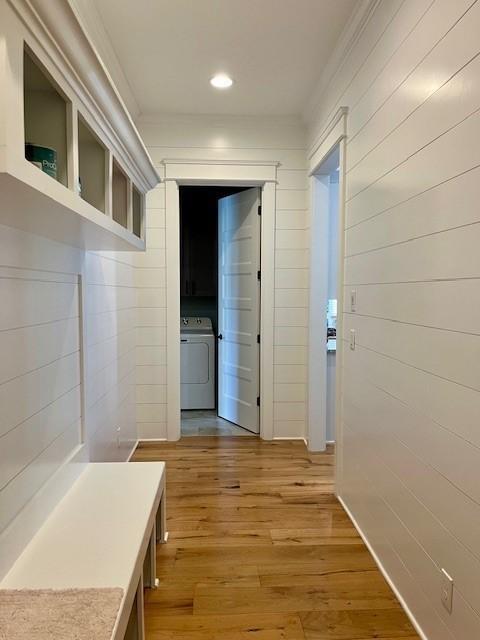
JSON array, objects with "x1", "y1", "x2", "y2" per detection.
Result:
[{"x1": 132, "y1": 437, "x2": 419, "y2": 640}]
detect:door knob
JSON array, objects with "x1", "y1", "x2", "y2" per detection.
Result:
[{"x1": 218, "y1": 333, "x2": 223, "y2": 340}]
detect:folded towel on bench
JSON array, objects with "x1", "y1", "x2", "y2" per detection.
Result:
[{"x1": 0, "y1": 587, "x2": 123, "y2": 640}]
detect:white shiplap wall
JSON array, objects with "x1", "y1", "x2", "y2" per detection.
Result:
[
  {"x1": 134, "y1": 115, "x2": 308, "y2": 439},
  {"x1": 0, "y1": 223, "x2": 137, "y2": 538},
  {"x1": 308, "y1": 0, "x2": 480, "y2": 638},
  {"x1": 84, "y1": 250, "x2": 137, "y2": 461}
]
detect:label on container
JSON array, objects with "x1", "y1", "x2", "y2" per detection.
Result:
[{"x1": 25, "y1": 143, "x2": 57, "y2": 180}]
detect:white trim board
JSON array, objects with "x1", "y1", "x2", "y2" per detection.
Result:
[
  {"x1": 309, "y1": 107, "x2": 348, "y2": 169},
  {"x1": 126, "y1": 440, "x2": 140, "y2": 462},
  {"x1": 338, "y1": 495, "x2": 428, "y2": 640},
  {"x1": 307, "y1": 109, "x2": 347, "y2": 457},
  {"x1": 162, "y1": 159, "x2": 277, "y2": 441},
  {"x1": 162, "y1": 158, "x2": 280, "y2": 167},
  {"x1": 162, "y1": 160, "x2": 278, "y2": 185}
]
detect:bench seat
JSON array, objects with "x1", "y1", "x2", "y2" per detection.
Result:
[{"x1": 0, "y1": 461, "x2": 166, "y2": 639}]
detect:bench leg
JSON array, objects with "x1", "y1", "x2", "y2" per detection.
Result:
[
  {"x1": 143, "y1": 525, "x2": 157, "y2": 589},
  {"x1": 156, "y1": 489, "x2": 168, "y2": 544},
  {"x1": 136, "y1": 576, "x2": 145, "y2": 640},
  {"x1": 124, "y1": 575, "x2": 146, "y2": 640}
]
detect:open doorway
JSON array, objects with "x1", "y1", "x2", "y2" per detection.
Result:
[
  {"x1": 179, "y1": 185, "x2": 261, "y2": 437},
  {"x1": 308, "y1": 142, "x2": 343, "y2": 452}
]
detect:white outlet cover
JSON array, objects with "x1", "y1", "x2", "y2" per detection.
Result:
[
  {"x1": 441, "y1": 568, "x2": 453, "y2": 613},
  {"x1": 350, "y1": 290, "x2": 357, "y2": 312}
]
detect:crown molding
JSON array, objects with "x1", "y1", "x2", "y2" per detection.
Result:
[
  {"x1": 302, "y1": 0, "x2": 380, "y2": 125},
  {"x1": 9, "y1": 0, "x2": 158, "y2": 191},
  {"x1": 68, "y1": 0, "x2": 141, "y2": 119},
  {"x1": 161, "y1": 158, "x2": 280, "y2": 167}
]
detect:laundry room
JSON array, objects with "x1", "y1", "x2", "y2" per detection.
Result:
[{"x1": 179, "y1": 185, "x2": 261, "y2": 436}]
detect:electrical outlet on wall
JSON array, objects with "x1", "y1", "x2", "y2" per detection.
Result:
[
  {"x1": 441, "y1": 568, "x2": 454, "y2": 613},
  {"x1": 350, "y1": 289, "x2": 357, "y2": 312}
]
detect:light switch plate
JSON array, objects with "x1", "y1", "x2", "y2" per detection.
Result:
[
  {"x1": 350, "y1": 329, "x2": 356, "y2": 351},
  {"x1": 350, "y1": 290, "x2": 357, "y2": 312},
  {"x1": 441, "y1": 568, "x2": 453, "y2": 613}
]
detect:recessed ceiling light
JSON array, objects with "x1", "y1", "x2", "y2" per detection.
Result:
[{"x1": 210, "y1": 74, "x2": 233, "y2": 89}]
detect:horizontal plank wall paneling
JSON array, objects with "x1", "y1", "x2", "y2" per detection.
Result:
[
  {"x1": 136, "y1": 115, "x2": 308, "y2": 440},
  {"x1": 84, "y1": 251, "x2": 137, "y2": 462},
  {"x1": 0, "y1": 249, "x2": 82, "y2": 533},
  {"x1": 0, "y1": 223, "x2": 138, "y2": 539},
  {"x1": 307, "y1": 0, "x2": 480, "y2": 637}
]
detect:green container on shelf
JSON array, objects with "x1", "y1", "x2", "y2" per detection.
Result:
[{"x1": 25, "y1": 143, "x2": 57, "y2": 180}]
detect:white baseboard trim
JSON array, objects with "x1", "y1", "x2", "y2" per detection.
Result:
[
  {"x1": 306, "y1": 439, "x2": 336, "y2": 452},
  {"x1": 338, "y1": 495, "x2": 428, "y2": 640},
  {"x1": 272, "y1": 437, "x2": 307, "y2": 441},
  {"x1": 126, "y1": 440, "x2": 139, "y2": 461},
  {"x1": 137, "y1": 438, "x2": 168, "y2": 443}
]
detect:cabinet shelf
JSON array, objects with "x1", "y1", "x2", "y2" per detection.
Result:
[
  {"x1": 132, "y1": 186, "x2": 143, "y2": 239},
  {"x1": 0, "y1": 168, "x2": 144, "y2": 251},
  {"x1": 0, "y1": 0, "x2": 159, "y2": 250},
  {"x1": 112, "y1": 160, "x2": 128, "y2": 229},
  {"x1": 78, "y1": 116, "x2": 107, "y2": 214},
  {"x1": 24, "y1": 48, "x2": 68, "y2": 187}
]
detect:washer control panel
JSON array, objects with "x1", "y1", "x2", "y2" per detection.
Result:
[{"x1": 180, "y1": 317, "x2": 213, "y2": 331}]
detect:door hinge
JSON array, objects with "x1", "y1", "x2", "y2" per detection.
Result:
[
  {"x1": 257, "y1": 205, "x2": 262, "y2": 216},
  {"x1": 257, "y1": 334, "x2": 260, "y2": 344},
  {"x1": 257, "y1": 396, "x2": 260, "y2": 407},
  {"x1": 257, "y1": 270, "x2": 261, "y2": 281}
]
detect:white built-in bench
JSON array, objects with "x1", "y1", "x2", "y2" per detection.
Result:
[{"x1": 0, "y1": 461, "x2": 166, "y2": 640}]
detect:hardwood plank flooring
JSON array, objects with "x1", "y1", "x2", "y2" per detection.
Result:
[{"x1": 132, "y1": 437, "x2": 419, "y2": 640}]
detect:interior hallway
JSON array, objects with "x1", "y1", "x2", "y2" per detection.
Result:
[{"x1": 132, "y1": 438, "x2": 419, "y2": 639}]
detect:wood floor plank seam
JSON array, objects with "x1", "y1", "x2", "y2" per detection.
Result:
[{"x1": 132, "y1": 436, "x2": 419, "y2": 639}]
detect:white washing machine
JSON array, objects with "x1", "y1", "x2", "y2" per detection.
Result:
[{"x1": 180, "y1": 317, "x2": 215, "y2": 410}]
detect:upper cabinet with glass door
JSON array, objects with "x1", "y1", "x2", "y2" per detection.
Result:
[{"x1": 0, "y1": 0, "x2": 158, "y2": 250}]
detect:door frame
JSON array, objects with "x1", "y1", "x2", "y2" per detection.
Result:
[
  {"x1": 307, "y1": 108, "x2": 347, "y2": 470},
  {"x1": 162, "y1": 159, "x2": 278, "y2": 441}
]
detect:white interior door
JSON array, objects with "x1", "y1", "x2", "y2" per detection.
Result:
[{"x1": 218, "y1": 188, "x2": 261, "y2": 433}]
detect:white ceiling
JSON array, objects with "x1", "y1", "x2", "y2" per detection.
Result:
[{"x1": 91, "y1": 0, "x2": 358, "y2": 117}]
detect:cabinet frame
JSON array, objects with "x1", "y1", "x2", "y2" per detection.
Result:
[{"x1": 0, "y1": 0, "x2": 158, "y2": 251}]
